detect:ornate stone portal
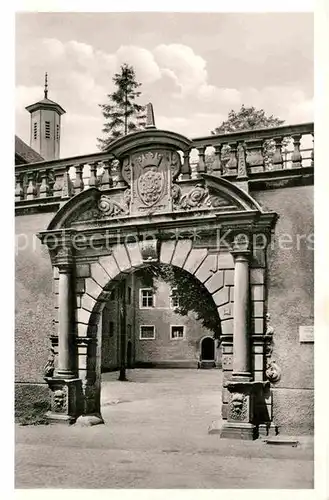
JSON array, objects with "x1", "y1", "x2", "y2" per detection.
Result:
[{"x1": 38, "y1": 127, "x2": 278, "y2": 437}]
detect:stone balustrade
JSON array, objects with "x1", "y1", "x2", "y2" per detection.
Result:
[
  {"x1": 15, "y1": 122, "x2": 314, "y2": 204},
  {"x1": 191, "y1": 122, "x2": 314, "y2": 177}
]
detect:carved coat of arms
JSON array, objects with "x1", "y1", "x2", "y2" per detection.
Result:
[{"x1": 137, "y1": 168, "x2": 164, "y2": 207}]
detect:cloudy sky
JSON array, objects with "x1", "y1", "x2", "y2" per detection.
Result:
[{"x1": 15, "y1": 12, "x2": 313, "y2": 158}]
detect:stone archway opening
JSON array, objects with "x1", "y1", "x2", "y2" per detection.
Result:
[
  {"x1": 82, "y1": 259, "x2": 223, "y2": 425},
  {"x1": 37, "y1": 127, "x2": 278, "y2": 438}
]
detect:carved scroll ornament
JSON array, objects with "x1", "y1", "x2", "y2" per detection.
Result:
[{"x1": 172, "y1": 183, "x2": 231, "y2": 211}]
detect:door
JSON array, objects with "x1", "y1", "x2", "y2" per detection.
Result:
[{"x1": 201, "y1": 337, "x2": 215, "y2": 361}]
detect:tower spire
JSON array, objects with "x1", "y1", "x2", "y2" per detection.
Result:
[
  {"x1": 44, "y1": 72, "x2": 48, "y2": 99},
  {"x1": 145, "y1": 103, "x2": 156, "y2": 129}
]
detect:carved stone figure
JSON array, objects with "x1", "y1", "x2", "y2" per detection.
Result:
[
  {"x1": 53, "y1": 389, "x2": 66, "y2": 412},
  {"x1": 265, "y1": 360, "x2": 281, "y2": 383},
  {"x1": 230, "y1": 393, "x2": 247, "y2": 420},
  {"x1": 44, "y1": 347, "x2": 55, "y2": 378}
]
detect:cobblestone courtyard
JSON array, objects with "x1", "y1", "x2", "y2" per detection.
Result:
[{"x1": 15, "y1": 369, "x2": 313, "y2": 489}]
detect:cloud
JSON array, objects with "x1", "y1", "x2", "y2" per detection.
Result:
[{"x1": 15, "y1": 36, "x2": 313, "y2": 157}]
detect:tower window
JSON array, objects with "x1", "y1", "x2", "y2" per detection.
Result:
[
  {"x1": 33, "y1": 122, "x2": 37, "y2": 140},
  {"x1": 56, "y1": 124, "x2": 60, "y2": 140},
  {"x1": 45, "y1": 121, "x2": 51, "y2": 139}
]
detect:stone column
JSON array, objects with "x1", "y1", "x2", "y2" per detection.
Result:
[
  {"x1": 56, "y1": 258, "x2": 75, "y2": 378},
  {"x1": 232, "y1": 250, "x2": 251, "y2": 381},
  {"x1": 218, "y1": 239, "x2": 260, "y2": 440},
  {"x1": 44, "y1": 242, "x2": 82, "y2": 424}
]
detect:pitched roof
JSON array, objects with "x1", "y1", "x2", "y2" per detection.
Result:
[
  {"x1": 15, "y1": 135, "x2": 44, "y2": 164},
  {"x1": 25, "y1": 97, "x2": 66, "y2": 115}
]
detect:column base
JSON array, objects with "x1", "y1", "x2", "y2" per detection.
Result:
[
  {"x1": 44, "y1": 377, "x2": 83, "y2": 422},
  {"x1": 75, "y1": 414, "x2": 104, "y2": 427},
  {"x1": 45, "y1": 411, "x2": 77, "y2": 425},
  {"x1": 220, "y1": 421, "x2": 258, "y2": 440},
  {"x1": 258, "y1": 422, "x2": 279, "y2": 438}
]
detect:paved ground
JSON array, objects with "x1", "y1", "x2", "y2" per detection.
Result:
[{"x1": 15, "y1": 369, "x2": 313, "y2": 489}]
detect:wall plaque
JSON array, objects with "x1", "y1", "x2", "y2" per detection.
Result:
[{"x1": 299, "y1": 325, "x2": 314, "y2": 343}]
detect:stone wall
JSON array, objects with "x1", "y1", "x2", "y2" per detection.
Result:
[
  {"x1": 252, "y1": 184, "x2": 314, "y2": 434},
  {"x1": 15, "y1": 212, "x2": 56, "y2": 411}
]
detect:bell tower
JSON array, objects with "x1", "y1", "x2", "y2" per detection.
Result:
[{"x1": 25, "y1": 73, "x2": 66, "y2": 161}]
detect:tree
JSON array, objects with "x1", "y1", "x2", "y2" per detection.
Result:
[
  {"x1": 97, "y1": 64, "x2": 146, "y2": 150},
  {"x1": 207, "y1": 104, "x2": 287, "y2": 170}
]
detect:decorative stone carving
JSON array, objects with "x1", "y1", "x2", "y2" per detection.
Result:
[
  {"x1": 98, "y1": 192, "x2": 130, "y2": 217},
  {"x1": 140, "y1": 238, "x2": 159, "y2": 262},
  {"x1": 230, "y1": 393, "x2": 247, "y2": 421},
  {"x1": 52, "y1": 388, "x2": 67, "y2": 413},
  {"x1": 43, "y1": 347, "x2": 55, "y2": 378},
  {"x1": 170, "y1": 151, "x2": 181, "y2": 179},
  {"x1": 138, "y1": 168, "x2": 164, "y2": 206},
  {"x1": 172, "y1": 183, "x2": 231, "y2": 211},
  {"x1": 265, "y1": 360, "x2": 281, "y2": 383},
  {"x1": 121, "y1": 157, "x2": 131, "y2": 185},
  {"x1": 237, "y1": 143, "x2": 247, "y2": 179},
  {"x1": 264, "y1": 312, "x2": 274, "y2": 357},
  {"x1": 131, "y1": 150, "x2": 171, "y2": 214}
]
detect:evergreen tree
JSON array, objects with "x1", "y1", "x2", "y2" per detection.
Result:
[{"x1": 97, "y1": 64, "x2": 146, "y2": 150}]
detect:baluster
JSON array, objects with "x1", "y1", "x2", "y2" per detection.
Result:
[
  {"x1": 53, "y1": 168, "x2": 65, "y2": 197},
  {"x1": 61, "y1": 165, "x2": 74, "y2": 199},
  {"x1": 245, "y1": 139, "x2": 265, "y2": 173},
  {"x1": 26, "y1": 171, "x2": 37, "y2": 200},
  {"x1": 272, "y1": 137, "x2": 283, "y2": 170},
  {"x1": 39, "y1": 169, "x2": 50, "y2": 198},
  {"x1": 226, "y1": 142, "x2": 238, "y2": 175},
  {"x1": 89, "y1": 162, "x2": 98, "y2": 188},
  {"x1": 100, "y1": 159, "x2": 112, "y2": 190},
  {"x1": 197, "y1": 146, "x2": 206, "y2": 175},
  {"x1": 74, "y1": 164, "x2": 84, "y2": 194},
  {"x1": 15, "y1": 173, "x2": 24, "y2": 201},
  {"x1": 112, "y1": 159, "x2": 126, "y2": 187},
  {"x1": 311, "y1": 134, "x2": 314, "y2": 168},
  {"x1": 212, "y1": 144, "x2": 223, "y2": 175},
  {"x1": 181, "y1": 149, "x2": 191, "y2": 180},
  {"x1": 237, "y1": 142, "x2": 248, "y2": 179},
  {"x1": 291, "y1": 134, "x2": 302, "y2": 168}
]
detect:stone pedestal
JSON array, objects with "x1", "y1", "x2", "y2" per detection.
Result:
[
  {"x1": 219, "y1": 380, "x2": 268, "y2": 440},
  {"x1": 44, "y1": 377, "x2": 83, "y2": 424}
]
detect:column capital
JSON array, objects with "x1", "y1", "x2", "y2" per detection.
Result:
[
  {"x1": 55, "y1": 245, "x2": 74, "y2": 271},
  {"x1": 230, "y1": 249, "x2": 251, "y2": 262}
]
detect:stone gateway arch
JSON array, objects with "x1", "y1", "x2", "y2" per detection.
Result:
[{"x1": 36, "y1": 128, "x2": 278, "y2": 439}]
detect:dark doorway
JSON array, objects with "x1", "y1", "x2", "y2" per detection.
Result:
[
  {"x1": 127, "y1": 341, "x2": 133, "y2": 369},
  {"x1": 201, "y1": 337, "x2": 215, "y2": 361}
]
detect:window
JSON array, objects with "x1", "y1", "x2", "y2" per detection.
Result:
[
  {"x1": 170, "y1": 288, "x2": 179, "y2": 309},
  {"x1": 45, "y1": 121, "x2": 51, "y2": 139},
  {"x1": 171, "y1": 326, "x2": 185, "y2": 340},
  {"x1": 109, "y1": 321, "x2": 114, "y2": 337},
  {"x1": 127, "y1": 286, "x2": 132, "y2": 305},
  {"x1": 140, "y1": 288, "x2": 154, "y2": 308},
  {"x1": 127, "y1": 324, "x2": 132, "y2": 339},
  {"x1": 33, "y1": 122, "x2": 37, "y2": 140},
  {"x1": 110, "y1": 289, "x2": 116, "y2": 301},
  {"x1": 56, "y1": 124, "x2": 60, "y2": 140},
  {"x1": 140, "y1": 325, "x2": 155, "y2": 340}
]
